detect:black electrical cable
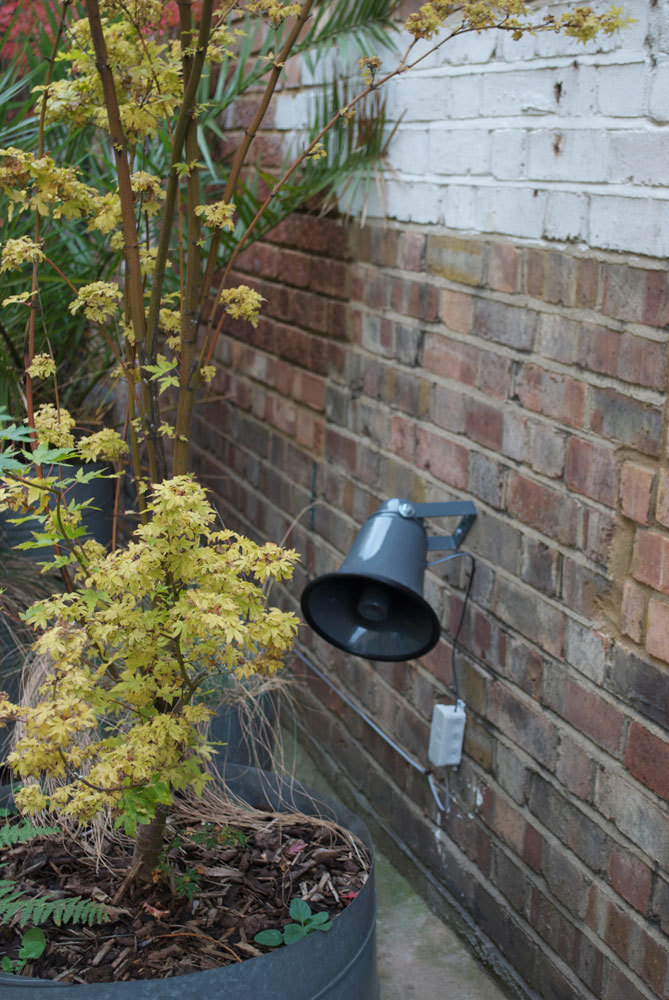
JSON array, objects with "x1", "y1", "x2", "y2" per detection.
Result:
[{"x1": 426, "y1": 551, "x2": 476, "y2": 704}]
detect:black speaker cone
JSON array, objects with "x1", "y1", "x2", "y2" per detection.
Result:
[{"x1": 301, "y1": 573, "x2": 440, "y2": 661}]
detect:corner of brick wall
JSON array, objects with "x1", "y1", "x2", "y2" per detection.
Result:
[{"x1": 194, "y1": 211, "x2": 669, "y2": 1000}]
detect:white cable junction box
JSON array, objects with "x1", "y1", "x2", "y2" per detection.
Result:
[{"x1": 428, "y1": 700, "x2": 466, "y2": 767}]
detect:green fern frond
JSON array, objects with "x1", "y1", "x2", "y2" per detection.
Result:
[
  {"x1": 0, "y1": 881, "x2": 109, "y2": 929},
  {"x1": 0, "y1": 819, "x2": 60, "y2": 850}
]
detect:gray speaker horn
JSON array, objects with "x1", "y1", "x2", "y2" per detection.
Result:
[{"x1": 300, "y1": 498, "x2": 476, "y2": 662}]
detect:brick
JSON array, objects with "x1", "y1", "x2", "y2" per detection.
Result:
[
  {"x1": 515, "y1": 364, "x2": 586, "y2": 428},
  {"x1": 507, "y1": 473, "x2": 579, "y2": 546},
  {"x1": 609, "y1": 848, "x2": 652, "y2": 914},
  {"x1": 561, "y1": 558, "x2": 609, "y2": 618},
  {"x1": 589, "y1": 387, "x2": 663, "y2": 457},
  {"x1": 603, "y1": 966, "x2": 649, "y2": 1000},
  {"x1": 528, "y1": 422, "x2": 565, "y2": 479},
  {"x1": 487, "y1": 681, "x2": 558, "y2": 768},
  {"x1": 601, "y1": 263, "x2": 646, "y2": 323},
  {"x1": 576, "y1": 322, "x2": 619, "y2": 377},
  {"x1": 620, "y1": 463, "x2": 655, "y2": 525},
  {"x1": 495, "y1": 741, "x2": 528, "y2": 804},
  {"x1": 484, "y1": 789, "x2": 525, "y2": 853},
  {"x1": 488, "y1": 243, "x2": 519, "y2": 292},
  {"x1": 360, "y1": 313, "x2": 394, "y2": 357},
  {"x1": 525, "y1": 249, "x2": 546, "y2": 298},
  {"x1": 324, "y1": 428, "x2": 356, "y2": 473},
  {"x1": 575, "y1": 257, "x2": 600, "y2": 309},
  {"x1": 495, "y1": 577, "x2": 565, "y2": 660},
  {"x1": 426, "y1": 234, "x2": 484, "y2": 286},
  {"x1": 624, "y1": 721, "x2": 669, "y2": 799},
  {"x1": 385, "y1": 369, "x2": 424, "y2": 416},
  {"x1": 310, "y1": 257, "x2": 348, "y2": 298},
  {"x1": 621, "y1": 581, "x2": 646, "y2": 644},
  {"x1": 523, "y1": 823, "x2": 543, "y2": 872},
  {"x1": 520, "y1": 538, "x2": 561, "y2": 597},
  {"x1": 479, "y1": 350, "x2": 511, "y2": 399},
  {"x1": 296, "y1": 215, "x2": 349, "y2": 258},
  {"x1": 464, "y1": 398, "x2": 503, "y2": 450},
  {"x1": 416, "y1": 427, "x2": 469, "y2": 489},
  {"x1": 545, "y1": 251, "x2": 578, "y2": 307},
  {"x1": 605, "y1": 645, "x2": 669, "y2": 730},
  {"x1": 501, "y1": 410, "x2": 526, "y2": 461},
  {"x1": 543, "y1": 841, "x2": 589, "y2": 913},
  {"x1": 439, "y1": 289, "x2": 473, "y2": 333},
  {"x1": 556, "y1": 734, "x2": 594, "y2": 801},
  {"x1": 474, "y1": 299, "x2": 537, "y2": 351},
  {"x1": 390, "y1": 413, "x2": 416, "y2": 463},
  {"x1": 635, "y1": 928, "x2": 669, "y2": 997},
  {"x1": 529, "y1": 772, "x2": 615, "y2": 874},
  {"x1": 529, "y1": 886, "x2": 579, "y2": 967},
  {"x1": 361, "y1": 272, "x2": 390, "y2": 311},
  {"x1": 583, "y1": 507, "x2": 615, "y2": 566},
  {"x1": 421, "y1": 636, "x2": 453, "y2": 688},
  {"x1": 277, "y1": 248, "x2": 311, "y2": 288},
  {"x1": 565, "y1": 620, "x2": 610, "y2": 685},
  {"x1": 643, "y1": 269, "x2": 669, "y2": 327},
  {"x1": 394, "y1": 324, "x2": 422, "y2": 366},
  {"x1": 237, "y1": 241, "x2": 279, "y2": 279},
  {"x1": 432, "y1": 383, "x2": 466, "y2": 433},
  {"x1": 423, "y1": 333, "x2": 478, "y2": 383},
  {"x1": 564, "y1": 679, "x2": 624, "y2": 755},
  {"x1": 656, "y1": 469, "x2": 669, "y2": 528},
  {"x1": 291, "y1": 371, "x2": 326, "y2": 411},
  {"x1": 617, "y1": 333, "x2": 666, "y2": 391},
  {"x1": 567, "y1": 438, "x2": 618, "y2": 507},
  {"x1": 633, "y1": 529, "x2": 669, "y2": 595},
  {"x1": 398, "y1": 279, "x2": 439, "y2": 322},
  {"x1": 604, "y1": 901, "x2": 631, "y2": 961},
  {"x1": 596, "y1": 767, "x2": 669, "y2": 866},
  {"x1": 652, "y1": 878, "x2": 669, "y2": 935},
  {"x1": 469, "y1": 510, "x2": 522, "y2": 576},
  {"x1": 468, "y1": 452, "x2": 504, "y2": 508},
  {"x1": 370, "y1": 227, "x2": 399, "y2": 268},
  {"x1": 505, "y1": 639, "x2": 543, "y2": 698},
  {"x1": 400, "y1": 231, "x2": 425, "y2": 271},
  {"x1": 537, "y1": 313, "x2": 578, "y2": 364}
]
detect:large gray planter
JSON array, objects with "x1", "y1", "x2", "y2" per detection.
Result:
[{"x1": 0, "y1": 764, "x2": 380, "y2": 999}]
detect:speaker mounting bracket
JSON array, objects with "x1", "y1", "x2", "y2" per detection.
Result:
[{"x1": 410, "y1": 500, "x2": 477, "y2": 552}]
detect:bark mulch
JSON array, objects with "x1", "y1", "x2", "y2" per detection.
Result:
[{"x1": 0, "y1": 813, "x2": 369, "y2": 983}]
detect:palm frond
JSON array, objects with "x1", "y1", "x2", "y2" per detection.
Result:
[
  {"x1": 298, "y1": 0, "x2": 400, "y2": 71},
  {"x1": 215, "y1": 79, "x2": 392, "y2": 259}
]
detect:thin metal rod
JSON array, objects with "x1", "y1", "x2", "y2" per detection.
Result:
[
  {"x1": 294, "y1": 644, "x2": 448, "y2": 813},
  {"x1": 294, "y1": 646, "x2": 428, "y2": 775}
]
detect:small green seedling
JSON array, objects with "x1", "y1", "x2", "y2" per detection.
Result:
[
  {"x1": 1, "y1": 927, "x2": 47, "y2": 973},
  {"x1": 254, "y1": 897, "x2": 332, "y2": 948}
]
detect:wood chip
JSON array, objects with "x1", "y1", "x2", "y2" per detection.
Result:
[{"x1": 91, "y1": 939, "x2": 114, "y2": 968}]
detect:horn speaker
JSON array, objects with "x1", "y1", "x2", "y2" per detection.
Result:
[{"x1": 300, "y1": 498, "x2": 476, "y2": 662}]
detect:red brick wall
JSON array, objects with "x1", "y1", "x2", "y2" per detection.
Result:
[{"x1": 194, "y1": 215, "x2": 669, "y2": 1000}]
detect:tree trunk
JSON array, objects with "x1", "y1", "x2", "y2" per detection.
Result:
[{"x1": 132, "y1": 804, "x2": 169, "y2": 882}]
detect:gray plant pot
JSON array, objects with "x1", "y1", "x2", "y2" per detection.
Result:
[
  {"x1": 0, "y1": 461, "x2": 117, "y2": 556},
  {"x1": 0, "y1": 764, "x2": 380, "y2": 1000},
  {"x1": 208, "y1": 692, "x2": 276, "y2": 772}
]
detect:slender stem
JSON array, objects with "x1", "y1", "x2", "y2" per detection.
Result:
[
  {"x1": 85, "y1": 0, "x2": 159, "y2": 482},
  {"x1": 24, "y1": 0, "x2": 70, "y2": 453},
  {"x1": 143, "y1": 0, "x2": 215, "y2": 363},
  {"x1": 172, "y1": 0, "x2": 204, "y2": 476}
]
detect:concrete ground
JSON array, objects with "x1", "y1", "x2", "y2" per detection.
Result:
[{"x1": 289, "y1": 737, "x2": 510, "y2": 1000}]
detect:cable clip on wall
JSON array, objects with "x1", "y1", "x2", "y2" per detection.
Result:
[{"x1": 299, "y1": 498, "x2": 477, "y2": 813}]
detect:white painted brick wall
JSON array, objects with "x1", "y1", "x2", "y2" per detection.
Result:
[{"x1": 274, "y1": 0, "x2": 669, "y2": 257}]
